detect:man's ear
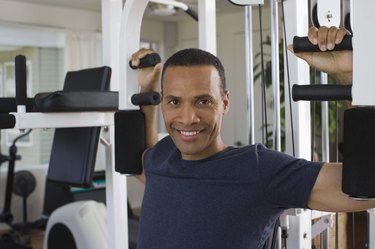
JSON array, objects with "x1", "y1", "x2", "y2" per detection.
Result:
[{"x1": 223, "y1": 90, "x2": 229, "y2": 114}]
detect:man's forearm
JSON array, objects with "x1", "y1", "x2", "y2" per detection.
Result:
[{"x1": 141, "y1": 104, "x2": 158, "y2": 149}]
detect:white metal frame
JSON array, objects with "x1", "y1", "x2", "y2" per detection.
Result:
[
  {"x1": 283, "y1": 0, "x2": 313, "y2": 247},
  {"x1": 352, "y1": 1, "x2": 375, "y2": 248}
]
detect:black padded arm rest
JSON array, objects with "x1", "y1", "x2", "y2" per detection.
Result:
[
  {"x1": 0, "y1": 97, "x2": 35, "y2": 113},
  {"x1": 34, "y1": 91, "x2": 119, "y2": 112}
]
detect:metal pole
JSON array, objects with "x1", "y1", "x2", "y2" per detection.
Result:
[
  {"x1": 102, "y1": 0, "x2": 129, "y2": 248},
  {"x1": 321, "y1": 72, "x2": 329, "y2": 163},
  {"x1": 244, "y1": 5, "x2": 255, "y2": 144},
  {"x1": 198, "y1": 0, "x2": 216, "y2": 55},
  {"x1": 270, "y1": 0, "x2": 281, "y2": 151},
  {"x1": 321, "y1": 73, "x2": 330, "y2": 249}
]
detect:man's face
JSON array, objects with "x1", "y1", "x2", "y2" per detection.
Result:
[{"x1": 161, "y1": 65, "x2": 229, "y2": 160}]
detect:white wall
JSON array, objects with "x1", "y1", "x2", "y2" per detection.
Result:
[{"x1": 0, "y1": 0, "x2": 101, "y2": 31}]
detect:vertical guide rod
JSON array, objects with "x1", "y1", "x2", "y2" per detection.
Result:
[
  {"x1": 101, "y1": 0, "x2": 129, "y2": 248},
  {"x1": 321, "y1": 74, "x2": 330, "y2": 249},
  {"x1": 321, "y1": 73, "x2": 330, "y2": 160},
  {"x1": 244, "y1": 5, "x2": 255, "y2": 144},
  {"x1": 283, "y1": 0, "x2": 312, "y2": 248},
  {"x1": 270, "y1": 0, "x2": 281, "y2": 151},
  {"x1": 198, "y1": 0, "x2": 216, "y2": 55}
]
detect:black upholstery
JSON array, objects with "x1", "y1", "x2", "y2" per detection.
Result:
[
  {"x1": 34, "y1": 91, "x2": 118, "y2": 112},
  {"x1": 34, "y1": 66, "x2": 117, "y2": 112},
  {"x1": 46, "y1": 66, "x2": 112, "y2": 187},
  {"x1": 63, "y1": 67, "x2": 110, "y2": 91}
]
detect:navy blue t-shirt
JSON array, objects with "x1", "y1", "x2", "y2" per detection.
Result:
[{"x1": 138, "y1": 136, "x2": 323, "y2": 249}]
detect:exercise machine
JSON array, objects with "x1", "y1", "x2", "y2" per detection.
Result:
[{"x1": 289, "y1": 0, "x2": 375, "y2": 248}]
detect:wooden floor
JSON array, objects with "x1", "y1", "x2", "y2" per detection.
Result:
[
  {"x1": 29, "y1": 229, "x2": 44, "y2": 249},
  {"x1": 0, "y1": 223, "x2": 44, "y2": 249}
]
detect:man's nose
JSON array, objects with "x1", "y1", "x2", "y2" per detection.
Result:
[{"x1": 178, "y1": 104, "x2": 200, "y2": 125}]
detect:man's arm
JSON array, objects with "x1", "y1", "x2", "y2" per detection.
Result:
[
  {"x1": 291, "y1": 27, "x2": 375, "y2": 211},
  {"x1": 308, "y1": 163, "x2": 375, "y2": 212},
  {"x1": 130, "y1": 48, "x2": 162, "y2": 183}
]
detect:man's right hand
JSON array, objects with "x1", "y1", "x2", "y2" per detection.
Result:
[
  {"x1": 130, "y1": 48, "x2": 162, "y2": 92},
  {"x1": 288, "y1": 26, "x2": 353, "y2": 85}
]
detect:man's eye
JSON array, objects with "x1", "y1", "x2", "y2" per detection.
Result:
[
  {"x1": 198, "y1": 99, "x2": 212, "y2": 105},
  {"x1": 168, "y1": 99, "x2": 179, "y2": 105}
]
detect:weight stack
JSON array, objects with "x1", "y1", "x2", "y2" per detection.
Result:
[{"x1": 342, "y1": 107, "x2": 375, "y2": 199}]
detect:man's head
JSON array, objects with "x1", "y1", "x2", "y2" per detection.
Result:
[
  {"x1": 160, "y1": 48, "x2": 229, "y2": 160},
  {"x1": 161, "y1": 48, "x2": 226, "y2": 96}
]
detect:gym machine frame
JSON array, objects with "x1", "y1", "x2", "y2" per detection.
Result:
[{"x1": 284, "y1": 0, "x2": 375, "y2": 248}]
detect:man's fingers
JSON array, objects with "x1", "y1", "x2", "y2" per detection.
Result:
[
  {"x1": 130, "y1": 48, "x2": 156, "y2": 68},
  {"x1": 287, "y1": 44, "x2": 294, "y2": 53},
  {"x1": 308, "y1": 26, "x2": 319, "y2": 45},
  {"x1": 336, "y1": 28, "x2": 351, "y2": 44},
  {"x1": 327, "y1": 27, "x2": 339, "y2": 50},
  {"x1": 317, "y1": 26, "x2": 329, "y2": 51}
]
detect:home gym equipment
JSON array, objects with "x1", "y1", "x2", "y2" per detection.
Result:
[
  {"x1": 42, "y1": 65, "x2": 157, "y2": 249},
  {"x1": 12, "y1": 170, "x2": 36, "y2": 224},
  {"x1": 0, "y1": 129, "x2": 36, "y2": 249},
  {"x1": 0, "y1": 42, "x2": 160, "y2": 248},
  {"x1": 44, "y1": 201, "x2": 107, "y2": 249},
  {"x1": 290, "y1": 1, "x2": 375, "y2": 248},
  {"x1": 0, "y1": 129, "x2": 33, "y2": 224}
]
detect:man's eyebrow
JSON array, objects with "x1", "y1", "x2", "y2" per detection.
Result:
[
  {"x1": 163, "y1": 95, "x2": 180, "y2": 100},
  {"x1": 194, "y1": 94, "x2": 214, "y2": 100}
]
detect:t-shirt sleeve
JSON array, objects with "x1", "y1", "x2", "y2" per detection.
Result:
[{"x1": 256, "y1": 144, "x2": 323, "y2": 209}]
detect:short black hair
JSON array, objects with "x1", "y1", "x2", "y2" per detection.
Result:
[{"x1": 161, "y1": 48, "x2": 226, "y2": 96}]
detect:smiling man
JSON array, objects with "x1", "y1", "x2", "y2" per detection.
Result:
[{"x1": 130, "y1": 32, "x2": 375, "y2": 248}]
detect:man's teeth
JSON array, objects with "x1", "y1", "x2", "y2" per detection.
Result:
[{"x1": 180, "y1": 130, "x2": 200, "y2": 136}]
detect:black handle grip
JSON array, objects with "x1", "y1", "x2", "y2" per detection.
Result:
[
  {"x1": 129, "y1": 53, "x2": 161, "y2": 69},
  {"x1": 15, "y1": 55, "x2": 27, "y2": 106},
  {"x1": 293, "y1": 35, "x2": 353, "y2": 53},
  {"x1": 292, "y1": 84, "x2": 352, "y2": 101},
  {"x1": 131, "y1": 92, "x2": 161, "y2": 106},
  {"x1": 0, "y1": 114, "x2": 15, "y2": 129}
]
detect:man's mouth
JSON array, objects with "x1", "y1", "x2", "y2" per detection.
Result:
[{"x1": 179, "y1": 130, "x2": 201, "y2": 136}]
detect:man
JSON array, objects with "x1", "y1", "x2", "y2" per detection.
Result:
[{"x1": 130, "y1": 26, "x2": 375, "y2": 249}]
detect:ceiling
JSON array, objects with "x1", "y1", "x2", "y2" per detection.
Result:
[{"x1": 11, "y1": 0, "x2": 244, "y2": 22}]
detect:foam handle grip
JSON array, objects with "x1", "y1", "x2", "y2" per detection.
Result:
[
  {"x1": 0, "y1": 114, "x2": 16, "y2": 129},
  {"x1": 342, "y1": 107, "x2": 375, "y2": 199},
  {"x1": 114, "y1": 110, "x2": 145, "y2": 175},
  {"x1": 293, "y1": 35, "x2": 352, "y2": 53},
  {"x1": 131, "y1": 92, "x2": 161, "y2": 106},
  {"x1": 15, "y1": 55, "x2": 27, "y2": 106},
  {"x1": 129, "y1": 53, "x2": 161, "y2": 69},
  {"x1": 292, "y1": 85, "x2": 352, "y2": 101}
]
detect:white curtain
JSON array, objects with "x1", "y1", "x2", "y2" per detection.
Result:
[
  {"x1": 64, "y1": 30, "x2": 106, "y2": 171},
  {"x1": 64, "y1": 30, "x2": 102, "y2": 72}
]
